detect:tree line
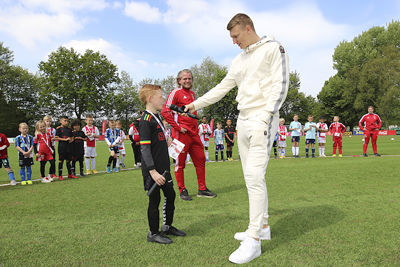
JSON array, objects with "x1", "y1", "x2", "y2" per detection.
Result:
[{"x1": 1, "y1": 21, "x2": 399, "y2": 136}]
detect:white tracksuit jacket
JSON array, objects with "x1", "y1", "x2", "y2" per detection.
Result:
[{"x1": 192, "y1": 36, "x2": 289, "y2": 120}]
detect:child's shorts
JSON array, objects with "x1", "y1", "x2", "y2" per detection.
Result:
[
  {"x1": 37, "y1": 152, "x2": 53, "y2": 162},
  {"x1": 278, "y1": 140, "x2": 287, "y2": 147},
  {"x1": 19, "y1": 157, "x2": 34, "y2": 167},
  {"x1": 317, "y1": 137, "x2": 326, "y2": 144},
  {"x1": 291, "y1": 136, "x2": 300, "y2": 142},
  {"x1": 215, "y1": 144, "x2": 224, "y2": 151},
  {"x1": 84, "y1": 146, "x2": 97, "y2": 157},
  {"x1": 0, "y1": 158, "x2": 11, "y2": 168},
  {"x1": 305, "y1": 139, "x2": 316, "y2": 145},
  {"x1": 109, "y1": 146, "x2": 119, "y2": 154}
]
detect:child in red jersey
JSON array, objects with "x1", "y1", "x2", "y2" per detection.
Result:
[
  {"x1": 329, "y1": 116, "x2": 346, "y2": 157},
  {"x1": 0, "y1": 132, "x2": 17, "y2": 186},
  {"x1": 44, "y1": 115, "x2": 57, "y2": 181},
  {"x1": 277, "y1": 118, "x2": 288, "y2": 158},
  {"x1": 33, "y1": 120, "x2": 54, "y2": 183}
]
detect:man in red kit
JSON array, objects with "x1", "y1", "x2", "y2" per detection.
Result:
[
  {"x1": 161, "y1": 69, "x2": 216, "y2": 201},
  {"x1": 329, "y1": 116, "x2": 346, "y2": 157},
  {"x1": 359, "y1": 106, "x2": 382, "y2": 157}
]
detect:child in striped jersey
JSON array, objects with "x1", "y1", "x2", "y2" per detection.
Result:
[
  {"x1": 277, "y1": 118, "x2": 288, "y2": 158},
  {"x1": 105, "y1": 120, "x2": 121, "y2": 173},
  {"x1": 15, "y1": 123, "x2": 34, "y2": 185},
  {"x1": 213, "y1": 122, "x2": 225, "y2": 162}
]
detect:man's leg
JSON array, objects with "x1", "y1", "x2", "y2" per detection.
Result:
[
  {"x1": 371, "y1": 131, "x2": 378, "y2": 154},
  {"x1": 363, "y1": 131, "x2": 371, "y2": 154},
  {"x1": 174, "y1": 133, "x2": 190, "y2": 193},
  {"x1": 338, "y1": 138, "x2": 343, "y2": 155},
  {"x1": 189, "y1": 134, "x2": 207, "y2": 191}
]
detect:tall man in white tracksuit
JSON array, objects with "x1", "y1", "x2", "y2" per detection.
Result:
[{"x1": 185, "y1": 13, "x2": 289, "y2": 264}]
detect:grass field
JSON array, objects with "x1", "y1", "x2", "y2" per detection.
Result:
[{"x1": 1, "y1": 135, "x2": 400, "y2": 266}]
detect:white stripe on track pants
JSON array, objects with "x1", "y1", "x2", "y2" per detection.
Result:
[{"x1": 236, "y1": 111, "x2": 279, "y2": 239}]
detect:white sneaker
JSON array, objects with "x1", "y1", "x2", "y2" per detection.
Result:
[
  {"x1": 41, "y1": 177, "x2": 50, "y2": 183},
  {"x1": 234, "y1": 227, "x2": 271, "y2": 241},
  {"x1": 229, "y1": 237, "x2": 261, "y2": 264},
  {"x1": 10, "y1": 179, "x2": 17, "y2": 186},
  {"x1": 47, "y1": 175, "x2": 54, "y2": 182}
]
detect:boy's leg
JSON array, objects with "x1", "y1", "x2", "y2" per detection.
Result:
[
  {"x1": 148, "y1": 186, "x2": 161, "y2": 234},
  {"x1": 85, "y1": 157, "x2": 91, "y2": 171},
  {"x1": 161, "y1": 181, "x2": 176, "y2": 227},
  {"x1": 295, "y1": 142, "x2": 300, "y2": 156},
  {"x1": 5, "y1": 166, "x2": 15, "y2": 182},
  {"x1": 107, "y1": 155, "x2": 113, "y2": 167},
  {"x1": 338, "y1": 138, "x2": 343, "y2": 154},
  {"x1": 26, "y1": 166, "x2": 32, "y2": 180},
  {"x1": 215, "y1": 146, "x2": 219, "y2": 161},
  {"x1": 79, "y1": 157, "x2": 84, "y2": 175},
  {"x1": 49, "y1": 151, "x2": 56, "y2": 175},
  {"x1": 41, "y1": 161, "x2": 46, "y2": 177},
  {"x1": 204, "y1": 147, "x2": 209, "y2": 161},
  {"x1": 20, "y1": 167, "x2": 26, "y2": 181},
  {"x1": 305, "y1": 142, "x2": 309, "y2": 157},
  {"x1": 221, "y1": 148, "x2": 224, "y2": 161},
  {"x1": 58, "y1": 160, "x2": 64, "y2": 176},
  {"x1": 71, "y1": 158, "x2": 76, "y2": 175},
  {"x1": 91, "y1": 157, "x2": 96, "y2": 170},
  {"x1": 66, "y1": 160, "x2": 72, "y2": 175},
  {"x1": 311, "y1": 143, "x2": 315, "y2": 157}
]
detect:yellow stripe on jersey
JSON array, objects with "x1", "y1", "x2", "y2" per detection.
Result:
[
  {"x1": 140, "y1": 140, "x2": 151, "y2": 145},
  {"x1": 144, "y1": 114, "x2": 152, "y2": 121}
]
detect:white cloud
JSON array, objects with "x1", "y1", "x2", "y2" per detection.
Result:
[
  {"x1": 0, "y1": 7, "x2": 82, "y2": 48},
  {"x1": 122, "y1": 0, "x2": 354, "y2": 95},
  {"x1": 124, "y1": 1, "x2": 162, "y2": 23},
  {"x1": 20, "y1": 0, "x2": 109, "y2": 12},
  {"x1": 112, "y1": 1, "x2": 123, "y2": 9}
]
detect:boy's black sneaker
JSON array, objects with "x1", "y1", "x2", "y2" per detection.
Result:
[
  {"x1": 80, "y1": 172, "x2": 85, "y2": 177},
  {"x1": 363, "y1": 153, "x2": 368, "y2": 157},
  {"x1": 162, "y1": 225, "x2": 186, "y2": 236},
  {"x1": 180, "y1": 189, "x2": 192, "y2": 201},
  {"x1": 374, "y1": 153, "x2": 381, "y2": 157},
  {"x1": 147, "y1": 232, "x2": 173, "y2": 244},
  {"x1": 197, "y1": 188, "x2": 217, "y2": 198}
]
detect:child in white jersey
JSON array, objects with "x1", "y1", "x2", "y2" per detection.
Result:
[
  {"x1": 82, "y1": 114, "x2": 100, "y2": 174},
  {"x1": 277, "y1": 118, "x2": 288, "y2": 159},
  {"x1": 316, "y1": 116, "x2": 328, "y2": 157}
]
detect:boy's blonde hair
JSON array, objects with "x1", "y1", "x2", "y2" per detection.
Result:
[
  {"x1": 86, "y1": 114, "x2": 94, "y2": 119},
  {"x1": 19, "y1": 122, "x2": 28, "y2": 129},
  {"x1": 43, "y1": 115, "x2": 52, "y2": 121},
  {"x1": 139, "y1": 84, "x2": 162, "y2": 104},
  {"x1": 116, "y1": 120, "x2": 122, "y2": 126},
  {"x1": 108, "y1": 120, "x2": 115, "y2": 125},
  {"x1": 35, "y1": 120, "x2": 45, "y2": 134},
  {"x1": 279, "y1": 118, "x2": 285, "y2": 123}
]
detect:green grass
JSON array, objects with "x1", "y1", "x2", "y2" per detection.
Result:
[{"x1": 1, "y1": 136, "x2": 400, "y2": 266}]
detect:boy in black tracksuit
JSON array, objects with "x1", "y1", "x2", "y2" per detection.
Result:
[
  {"x1": 71, "y1": 119, "x2": 87, "y2": 177},
  {"x1": 139, "y1": 84, "x2": 186, "y2": 244},
  {"x1": 55, "y1": 116, "x2": 76, "y2": 180}
]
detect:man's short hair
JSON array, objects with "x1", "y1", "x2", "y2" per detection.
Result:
[
  {"x1": 60, "y1": 116, "x2": 68, "y2": 120},
  {"x1": 176, "y1": 69, "x2": 193, "y2": 86},
  {"x1": 139, "y1": 84, "x2": 162, "y2": 104},
  {"x1": 227, "y1": 13, "x2": 255, "y2": 31},
  {"x1": 86, "y1": 114, "x2": 93, "y2": 119}
]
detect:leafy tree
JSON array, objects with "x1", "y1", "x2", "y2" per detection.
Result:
[
  {"x1": 319, "y1": 21, "x2": 400, "y2": 128},
  {"x1": 38, "y1": 47, "x2": 120, "y2": 119}
]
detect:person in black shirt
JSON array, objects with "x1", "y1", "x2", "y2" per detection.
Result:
[
  {"x1": 224, "y1": 119, "x2": 236, "y2": 161},
  {"x1": 55, "y1": 116, "x2": 76, "y2": 180},
  {"x1": 139, "y1": 84, "x2": 186, "y2": 244},
  {"x1": 71, "y1": 119, "x2": 87, "y2": 177}
]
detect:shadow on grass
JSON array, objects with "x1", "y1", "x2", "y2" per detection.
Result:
[
  {"x1": 263, "y1": 205, "x2": 345, "y2": 253},
  {"x1": 215, "y1": 183, "x2": 244, "y2": 194}
]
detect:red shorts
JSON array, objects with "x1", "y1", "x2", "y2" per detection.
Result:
[{"x1": 37, "y1": 152, "x2": 53, "y2": 162}]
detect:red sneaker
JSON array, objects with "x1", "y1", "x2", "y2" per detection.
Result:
[
  {"x1": 51, "y1": 174, "x2": 57, "y2": 178},
  {"x1": 58, "y1": 176, "x2": 64, "y2": 181},
  {"x1": 68, "y1": 174, "x2": 78, "y2": 179}
]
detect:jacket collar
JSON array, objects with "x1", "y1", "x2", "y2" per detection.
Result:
[{"x1": 244, "y1": 35, "x2": 274, "y2": 54}]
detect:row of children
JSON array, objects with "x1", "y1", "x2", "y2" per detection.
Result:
[
  {"x1": 0, "y1": 114, "x2": 133, "y2": 186},
  {"x1": 198, "y1": 117, "x2": 236, "y2": 162},
  {"x1": 273, "y1": 114, "x2": 346, "y2": 158}
]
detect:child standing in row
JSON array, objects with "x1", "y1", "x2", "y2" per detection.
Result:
[
  {"x1": 316, "y1": 117, "x2": 328, "y2": 157},
  {"x1": 71, "y1": 120, "x2": 86, "y2": 176},
  {"x1": 15, "y1": 123, "x2": 34, "y2": 185},
  {"x1": 198, "y1": 116, "x2": 212, "y2": 162},
  {"x1": 0, "y1": 132, "x2": 17, "y2": 185},
  {"x1": 138, "y1": 84, "x2": 185, "y2": 244},
  {"x1": 224, "y1": 119, "x2": 235, "y2": 161},
  {"x1": 44, "y1": 115, "x2": 57, "y2": 180},
  {"x1": 33, "y1": 120, "x2": 53, "y2": 183},
  {"x1": 277, "y1": 118, "x2": 287, "y2": 159},
  {"x1": 289, "y1": 114, "x2": 302, "y2": 158},
  {"x1": 304, "y1": 115, "x2": 317, "y2": 158},
  {"x1": 213, "y1": 122, "x2": 224, "y2": 162},
  {"x1": 116, "y1": 120, "x2": 127, "y2": 169},
  {"x1": 105, "y1": 120, "x2": 121, "y2": 173},
  {"x1": 329, "y1": 116, "x2": 346, "y2": 157},
  {"x1": 55, "y1": 116, "x2": 77, "y2": 180},
  {"x1": 82, "y1": 114, "x2": 99, "y2": 175}
]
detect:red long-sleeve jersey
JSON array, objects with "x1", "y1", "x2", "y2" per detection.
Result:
[
  {"x1": 359, "y1": 113, "x2": 382, "y2": 131},
  {"x1": 0, "y1": 133, "x2": 10, "y2": 159},
  {"x1": 329, "y1": 122, "x2": 346, "y2": 137},
  {"x1": 161, "y1": 87, "x2": 199, "y2": 136}
]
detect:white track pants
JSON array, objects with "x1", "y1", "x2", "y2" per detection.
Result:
[{"x1": 237, "y1": 111, "x2": 279, "y2": 239}]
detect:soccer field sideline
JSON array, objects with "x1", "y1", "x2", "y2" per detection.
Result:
[{"x1": 2, "y1": 152, "x2": 400, "y2": 187}]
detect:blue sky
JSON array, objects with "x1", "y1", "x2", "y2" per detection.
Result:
[{"x1": 0, "y1": 0, "x2": 399, "y2": 96}]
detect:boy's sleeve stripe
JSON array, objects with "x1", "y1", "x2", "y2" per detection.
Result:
[{"x1": 140, "y1": 140, "x2": 151, "y2": 145}]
